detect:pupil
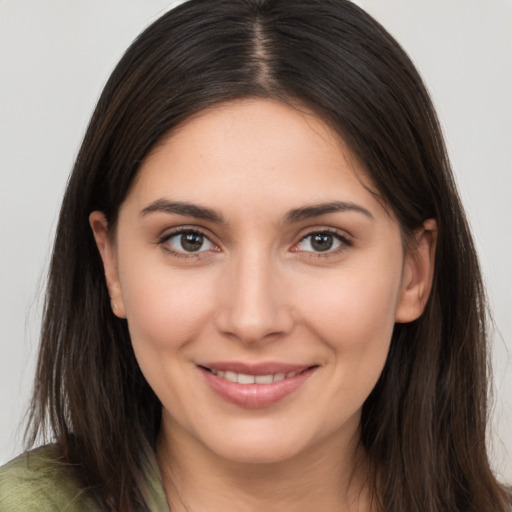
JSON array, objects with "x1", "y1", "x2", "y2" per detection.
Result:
[
  {"x1": 181, "y1": 233, "x2": 203, "y2": 252},
  {"x1": 311, "y1": 233, "x2": 333, "y2": 251}
]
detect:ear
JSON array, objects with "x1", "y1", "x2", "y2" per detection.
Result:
[
  {"x1": 89, "y1": 211, "x2": 126, "y2": 318},
  {"x1": 395, "y1": 219, "x2": 437, "y2": 323}
]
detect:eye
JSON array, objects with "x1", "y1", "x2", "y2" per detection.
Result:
[
  {"x1": 295, "y1": 231, "x2": 349, "y2": 253},
  {"x1": 164, "y1": 230, "x2": 216, "y2": 254}
]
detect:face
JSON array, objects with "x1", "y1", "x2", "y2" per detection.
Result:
[{"x1": 91, "y1": 99, "x2": 435, "y2": 466}]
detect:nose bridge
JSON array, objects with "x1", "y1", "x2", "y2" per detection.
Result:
[{"x1": 216, "y1": 246, "x2": 292, "y2": 343}]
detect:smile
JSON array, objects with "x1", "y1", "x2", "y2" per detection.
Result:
[
  {"x1": 206, "y1": 368, "x2": 302, "y2": 385},
  {"x1": 199, "y1": 364, "x2": 317, "y2": 408}
]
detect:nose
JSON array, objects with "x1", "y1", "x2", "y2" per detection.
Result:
[{"x1": 214, "y1": 251, "x2": 294, "y2": 345}]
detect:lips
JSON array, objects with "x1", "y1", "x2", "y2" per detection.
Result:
[{"x1": 198, "y1": 362, "x2": 317, "y2": 408}]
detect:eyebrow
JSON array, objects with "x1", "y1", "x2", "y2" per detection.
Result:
[
  {"x1": 284, "y1": 201, "x2": 374, "y2": 224},
  {"x1": 140, "y1": 198, "x2": 374, "y2": 224},
  {"x1": 140, "y1": 199, "x2": 226, "y2": 223}
]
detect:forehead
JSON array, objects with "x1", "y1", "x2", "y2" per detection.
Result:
[{"x1": 123, "y1": 98, "x2": 385, "y2": 220}]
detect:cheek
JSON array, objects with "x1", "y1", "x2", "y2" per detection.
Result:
[
  {"x1": 118, "y1": 256, "x2": 217, "y2": 352},
  {"x1": 296, "y1": 260, "x2": 402, "y2": 389},
  {"x1": 117, "y1": 259, "x2": 219, "y2": 420},
  {"x1": 300, "y1": 262, "x2": 401, "y2": 338}
]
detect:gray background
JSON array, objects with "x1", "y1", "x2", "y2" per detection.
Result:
[{"x1": 1, "y1": 0, "x2": 511, "y2": 483}]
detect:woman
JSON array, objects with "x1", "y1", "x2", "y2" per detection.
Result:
[{"x1": 0, "y1": 0, "x2": 510, "y2": 511}]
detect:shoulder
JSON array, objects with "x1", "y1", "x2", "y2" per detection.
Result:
[{"x1": 0, "y1": 445, "x2": 97, "y2": 512}]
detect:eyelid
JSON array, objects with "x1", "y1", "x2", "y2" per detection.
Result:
[
  {"x1": 158, "y1": 225, "x2": 210, "y2": 241},
  {"x1": 157, "y1": 226, "x2": 220, "y2": 257},
  {"x1": 291, "y1": 228, "x2": 352, "y2": 256}
]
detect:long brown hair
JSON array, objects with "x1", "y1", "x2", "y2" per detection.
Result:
[{"x1": 26, "y1": 0, "x2": 511, "y2": 510}]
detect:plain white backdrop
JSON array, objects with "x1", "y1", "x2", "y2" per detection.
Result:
[{"x1": 1, "y1": 0, "x2": 511, "y2": 484}]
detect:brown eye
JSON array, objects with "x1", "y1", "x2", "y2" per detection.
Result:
[
  {"x1": 165, "y1": 230, "x2": 215, "y2": 253},
  {"x1": 181, "y1": 232, "x2": 204, "y2": 252},
  {"x1": 311, "y1": 233, "x2": 334, "y2": 252},
  {"x1": 296, "y1": 231, "x2": 348, "y2": 254}
]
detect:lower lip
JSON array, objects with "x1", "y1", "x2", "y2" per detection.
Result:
[{"x1": 199, "y1": 367, "x2": 316, "y2": 409}]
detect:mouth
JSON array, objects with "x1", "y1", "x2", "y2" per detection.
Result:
[
  {"x1": 199, "y1": 366, "x2": 309, "y2": 385},
  {"x1": 198, "y1": 363, "x2": 318, "y2": 408}
]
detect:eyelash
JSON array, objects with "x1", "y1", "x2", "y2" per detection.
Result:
[
  {"x1": 158, "y1": 227, "x2": 218, "y2": 260},
  {"x1": 294, "y1": 229, "x2": 352, "y2": 258},
  {"x1": 157, "y1": 228, "x2": 352, "y2": 260}
]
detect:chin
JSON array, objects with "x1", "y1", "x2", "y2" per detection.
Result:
[
  {"x1": 210, "y1": 439, "x2": 306, "y2": 466},
  {"x1": 192, "y1": 418, "x2": 324, "y2": 466}
]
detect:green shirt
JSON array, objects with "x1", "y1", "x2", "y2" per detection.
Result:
[{"x1": 0, "y1": 445, "x2": 170, "y2": 511}]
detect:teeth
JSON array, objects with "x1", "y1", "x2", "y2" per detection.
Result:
[
  {"x1": 255, "y1": 374, "x2": 273, "y2": 384},
  {"x1": 224, "y1": 371, "x2": 237, "y2": 383},
  {"x1": 237, "y1": 373, "x2": 255, "y2": 384},
  {"x1": 209, "y1": 369, "x2": 300, "y2": 384}
]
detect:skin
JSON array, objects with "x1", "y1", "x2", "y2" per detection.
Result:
[{"x1": 91, "y1": 99, "x2": 437, "y2": 511}]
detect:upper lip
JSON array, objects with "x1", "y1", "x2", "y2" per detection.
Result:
[{"x1": 198, "y1": 362, "x2": 315, "y2": 376}]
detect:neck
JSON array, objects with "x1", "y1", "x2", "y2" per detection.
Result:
[{"x1": 156, "y1": 413, "x2": 373, "y2": 512}]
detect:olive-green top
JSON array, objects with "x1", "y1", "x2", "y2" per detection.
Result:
[{"x1": 0, "y1": 445, "x2": 170, "y2": 511}]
